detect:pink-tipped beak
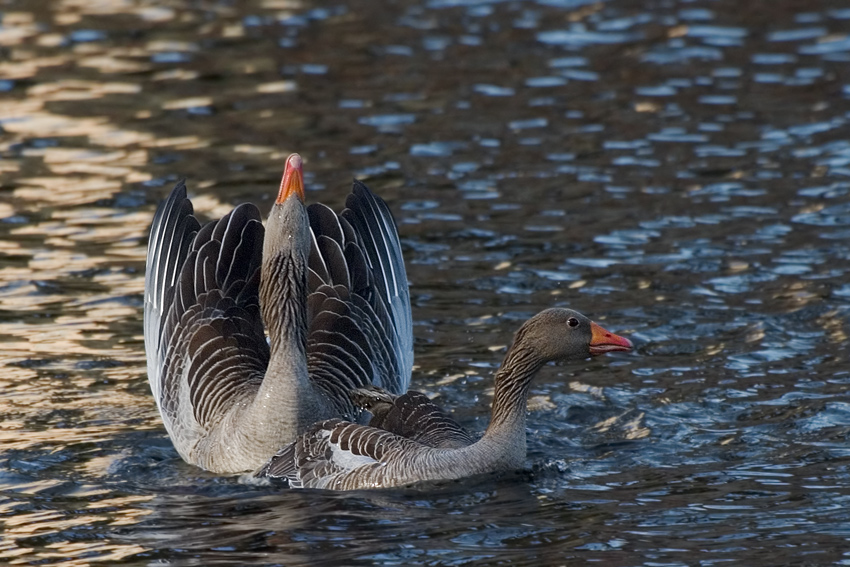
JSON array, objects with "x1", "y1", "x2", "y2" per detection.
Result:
[
  {"x1": 589, "y1": 321, "x2": 633, "y2": 355},
  {"x1": 277, "y1": 153, "x2": 304, "y2": 204}
]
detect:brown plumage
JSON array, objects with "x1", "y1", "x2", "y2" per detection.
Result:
[
  {"x1": 350, "y1": 386, "x2": 475, "y2": 449},
  {"x1": 255, "y1": 308, "x2": 632, "y2": 490}
]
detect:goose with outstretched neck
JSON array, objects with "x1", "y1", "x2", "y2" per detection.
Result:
[
  {"x1": 144, "y1": 154, "x2": 412, "y2": 474},
  {"x1": 255, "y1": 308, "x2": 632, "y2": 490}
]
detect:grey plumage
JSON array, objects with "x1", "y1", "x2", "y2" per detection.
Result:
[
  {"x1": 144, "y1": 155, "x2": 413, "y2": 473},
  {"x1": 255, "y1": 309, "x2": 633, "y2": 490},
  {"x1": 350, "y1": 386, "x2": 475, "y2": 449}
]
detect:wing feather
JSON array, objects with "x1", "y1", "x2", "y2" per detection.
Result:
[
  {"x1": 256, "y1": 418, "x2": 432, "y2": 489},
  {"x1": 351, "y1": 386, "x2": 475, "y2": 449},
  {"x1": 143, "y1": 182, "x2": 269, "y2": 456},
  {"x1": 305, "y1": 181, "x2": 413, "y2": 410},
  {"x1": 341, "y1": 181, "x2": 413, "y2": 393}
]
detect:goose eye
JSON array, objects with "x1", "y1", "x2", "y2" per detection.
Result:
[{"x1": 567, "y1": 317, "x2": 579, "y2": 328}]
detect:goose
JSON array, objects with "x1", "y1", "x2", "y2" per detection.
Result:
[
  {"x1": 143, "y1": 154, "x2": 412, "y2": 474},
  {"x1": 255, "y1": 308, "x2": 632, "y2": 490}
]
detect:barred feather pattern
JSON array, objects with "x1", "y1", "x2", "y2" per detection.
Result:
[
  {"x1": 255, "y1": 309, "x2": 621, "y2": 490},
  {"x1": 143, "y1": 177, "x2": 414, "y2": 472},
  {"x1": 350, "y1": 386, "x2": 475, "y2": 449},
  {"x1": 150, "y1": 200, "x2": 270, "y2": 461},
  {"x1": 255, "y1": 419, "x2": 476, "y2": 490}
]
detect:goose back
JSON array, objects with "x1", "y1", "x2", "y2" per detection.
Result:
[
  {"x1": 256, "y1": 418, "x2": 468, "y2": 489},
  {"x1": 351, "y1": 386, "x2": 474, "y2": 449}
]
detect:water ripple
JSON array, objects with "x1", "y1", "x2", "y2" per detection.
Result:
[{"x1": 1, "y1": 1, "x2": 849, "y2": 565}]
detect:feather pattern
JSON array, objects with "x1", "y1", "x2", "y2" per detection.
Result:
[
  {"x1": 350, "y1": 386, "x2": 475, "y2": 449},
  {"x1": 340, "y1": 181, "x2": 413, "y2": 395},
  {"x1": 256, "y1": 308, "x2": 632, "y2": 490},
  {"x1": 144, "y1": 158, "x2": 413, "y2": 473},
  {"x1": 144, "y1": 181, "x2": 200, "y2": 407}
]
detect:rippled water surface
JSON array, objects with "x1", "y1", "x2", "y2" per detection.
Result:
[{"x1": 2, "y1": 0, "x2": 850, "y2": 564}]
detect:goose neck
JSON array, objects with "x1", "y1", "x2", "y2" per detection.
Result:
[
  {"x1": 250, "y1": 234, "x2": 322, "y2": 437},
  {"x1": 260, "y1": 252, "x2": 308, "y2": 354},
  {"x1": 485, "y1": 342, "x2": 545, "y2": 437}
]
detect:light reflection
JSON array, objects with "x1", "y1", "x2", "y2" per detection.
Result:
[
  {"x1": 3, "y1": 107, "x2": 154, "y2": 151},
  {"x1": 78, "y1": 54, "x2": 152, "y2": 74},
  {"x1": 0, "y1": 498, "x2": 152, "y2": 564},
  {"x1": 151, "y1": 68, "x2": 199, "y2": 81},
  {"x1": 13, "y1": 178, "x2": 121, "y2": 206},
  {"x1": 40, "y1": 542, "x2": 151, "y2": 565},
  {"x1": 0, "y1": 12, "x2": 39, "y2": 46},
  {"x1": 0, "y1": 0, "x2": 847, "y2": 564},
  {"x1": 27, "y1": 81, "x2": 141, "y2": 101},
  {"x1": 162, "y1": 96, "x2": 213, "y2": 110},
  {"x1": 0, "y1": 410, "x2": 155, "y2": 453}
]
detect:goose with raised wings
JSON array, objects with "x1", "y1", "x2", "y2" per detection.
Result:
[{"x1": 144, "y1": 154, "x2": 412, "y2": 473}]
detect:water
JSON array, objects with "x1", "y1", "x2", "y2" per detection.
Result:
[{"x1": 1, "y1": 0, "x2": 850, "y2": 564}]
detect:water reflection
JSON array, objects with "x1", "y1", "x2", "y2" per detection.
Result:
[{"x1": 1, "y1": 0, "x2": 850, "y2": 564}]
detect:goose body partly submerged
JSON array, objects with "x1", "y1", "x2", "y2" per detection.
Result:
[
  {"x1": 255, "y1": 308, "x2": 632, "y2": 490},
  {"x1": 144, "y1": 154, "x2": 412, "y2": 473}
]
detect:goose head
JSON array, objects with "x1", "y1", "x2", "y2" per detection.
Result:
[
  {"x1": 264, "y1": 153, "x2": 310, "y2": 263},
  {"x1": 512, "y1": 308, "x2": 633, "y2": 363}
]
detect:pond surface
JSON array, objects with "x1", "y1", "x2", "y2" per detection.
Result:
[{"x1": 1, "y1": 0, "x2": 850, "y2": 564}]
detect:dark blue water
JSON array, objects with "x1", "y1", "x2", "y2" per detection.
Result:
[{"x1": 1, "y1": 0, "x2": 849, "y2": 564}]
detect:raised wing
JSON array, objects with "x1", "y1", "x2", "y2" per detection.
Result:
[
  {"x1": 305, "y1": 180, "x2": 413, "y2": 417},
  {"x1": 144, "y1": 182, "x2": 269, "y2": 455},
  {"x1": 341, "y1": 181, "x2": 412, "y2": 393},
  {"x1": 144, "y1": 180, "x2": 199, "y2": 405}
]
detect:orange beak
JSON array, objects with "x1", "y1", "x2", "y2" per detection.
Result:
[
  {"x1": 589, "y1": 321, "x2": 633, "y2": 356},
  {"x1": 277, "y1": 153, "x2": 305, "y2": 204}
]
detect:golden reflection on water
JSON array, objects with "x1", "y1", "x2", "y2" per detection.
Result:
[
  {"x1": 28, "y1": 81, "x2": 141, "y2": 101},
  {"x1": 0, "y1": 0, "x2": 848, "y2": 564},
  {"x1": 0, "y1": 492, "x2": 153, "y2": 565},
  {"x1": 0, "y1": 11, "x2": 171, "y2": 560},
  {"x1": 0, "y1": 6, "x2": 226, "y2": 561}
]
